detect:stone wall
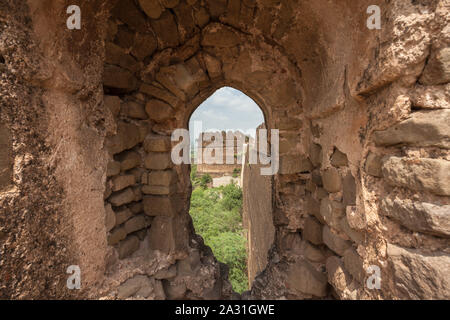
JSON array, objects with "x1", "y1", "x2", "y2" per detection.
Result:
[
  {"x1": 0, "y1": 0, "x2": 449, "y2": 300},
  {"x1": 196, "y1": 130, "x2": 246, "y2": 176},
  {"x1": 241, "y1": 144, "x2": 275, "y2": 287}
]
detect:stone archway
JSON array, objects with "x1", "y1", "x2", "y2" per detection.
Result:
[{"x1": 0, "y1": 0, "x2": 449, "y2": 300}]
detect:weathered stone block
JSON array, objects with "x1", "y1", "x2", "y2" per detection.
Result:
[
  {"x1": 323, "y1": 226, "x2": 351, "y2": 256},
  {"x1": 131, "y1": 33, "x2": 157, "y2": 61},
  {"x1": 148, "y1": 169, "x2": 177, "y2": 186},
  {"x1": 287, "y1": 258, "x2": 328, "y2": 297},
  {"x1": 117, "y1": 275, "x2": 150, "y2": 298},
  {"x1": 144, "y1": 134, "x2": 171, "y2": 152},
  {"x1": 420, "y1": 47, "x2": 450, "y2": 85},
  {"x1": 142, "y1": 184, "x2": 177, "y2": 195},
  {"x1": 342, "y1": 173, "x2": 356, "y2": 207},
  {"x1": 106, "y1": 121, "x2": 141, "y2": 155},
  {"x1": 148, "y1": 216, "x2": 188, "y2": 254},
  {"x1": 150, "y1": 10, "x2": 180, "y2": 49},
  {"x1": 0, "y1": 123, "x2": 12, "y2": 191},
  {"x1": 140, "y1": 82, "x2": 179, "y2": 107},
  {"x1": 144, "y1": 152, "x2": 173, "y2": 170},
  {"x1": 319, "y1": 198, "x2": 345, "y2": 230},
  {"x1": 112, "y1": 175, "x2": 136, "y2": 192},
  {"x1": 309, "y1": 143, "x2": 322, "y2": 168},
  {"x1": 387, "y1": 243, "x2": 450, "y2": 299},
  {"x1": 143, "y1": 195, "x2": 179, "y2": 216},
  {"x1": 115, "y1": 207, "x2": 133, "y2": 226},
  {"x1": 118, "y1": 151, "x2": 141, "y2": 171},
  {"x1": 201, "y1": 23, "x2": 240, "y2": 47},
  {"x1": 118, "y1": 235, "x2": 140, "y2": 259},
  {"x1": 107, "y1": 160, "x2": 121, "y2": 177},
  {"x1": 109, "y1": 187, "x2": 136, "y2": 207},
  {"x1": 108, "y1": 226, "x2": 127, "y2": 245},
  {"x1": 303, "y1": 216, "x2": 323, "y2": 245},
  {"x1": 145, "y1": 99, "x2": 175, "y2": 123},
  {"x1": 104, "y1": 95, "x2": 121, "y2": 117},
  {"x1": 330, "y1": 148, "x2": 348, "y2": 167},
  {"x1": 279, "y1": 155, "x2": 313, "y2": 174},
  {"x1": 340, "y1": 217, "x2": 364, "y2": 244},
  {"x1": 156, "y1": 64, "x2": 198, "y2": 101},
  {"x1": 382, "y1": 156, "x2": 450, "y2": 196},
  {"x1": 373, "y1": 110, "x2": 450, "y2": 149},
  {"x1": 105, "y1": 203, "x2": 116, "y2": 232},
  {"x1": 124, "y1": 215, "x2": 151, "y2": 234},
  {"x1": 381, "y1": 196, "x2": 450, "y2": 237},
  {"x1": 325, "y1": 256, "x2": 356, "y2": 299},
  {"x1": 322, "y1": 167, "x2": 342, "y2": 193},
  {"x1": 163, "y1": 279, "x2": 187, "y2": 299},
  {"x1": 138, "y1": 0, "x2": 164, "y2": 19},
  {"x1": 103, "y1": 64, "x2": 138, "y2": 92},
  {"x1": 154, "y1": 265, "x2": 177, "y2": 280},
  {"x1": 365, "y1": 152, "x2": 382, "y2": 177},
  {"x1": 121, "y1": 101, "x2": 148, "y2": 120},
  {"x1": 105, "y1": 42, "x2": 138, "y2": 73},
  {"x1": 343, "y1": 248, "x2": 365, "y2": 284}
]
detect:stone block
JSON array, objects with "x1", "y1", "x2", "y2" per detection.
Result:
[
  {"x1": 319, "y1": 198, "x2": 345, "y2": 230},
  {"x1": 365, "y1": 152, "x2": 382, "y2": 177},
  {"x1": 144, "y1": 134, "x2": 171, "y2": 152},
  {"x1": 343, "y1": 248, "x2": 365, "y2": 284},
  {"x1": 381, "y1": 196, "x2": 450, "y2": 237},
  {"x1": 118, "y1": 151, "x2": 141, "y2": 171},
  {"x1": 124, "y1": 215, "x2": 151, "y2": 234},
  {"x1": 117, "y1": 275, "x2": 150, "y2": 299},
  {"x1": 140, "y1": 82, "x2": 179, "y2": 107},
  {"x1": 163, "y1": 279, "x2": 187, "y2": 299},
  {"x1": 0, "y1": 123, "x2": 13, "y2": 191},
  {"x1": 106, "y1": 121, "x2": 141, "y2": 155},
  {"x1": 382, "y1": 156, "x2": 450, "y2": 196},
  {"x1": 373, "y1": 110, "x2": 450, "y2": 149},
  {"x1": 154, "y1": 265, "x2": 177, "y2": 280},
  {"x1": 303, "y1": 216, "x2": 323, "y2": 245},
  {"x1": 143, "y1": 195, "x2": 179, "y2": 216},
  {"x1": 109, "y1": 187, "x2": 136, "y2": 207},
  {"x1": 106, "y1": 160, "x2": 121, "y2": 177},
  {"x1": 148, "y1": 216, "x2": 188, "y2": 254},
  {"x1": 142, "y1": 184, "x2": 177, "y2": 195},
  {"x1": 339, "y1": 217, "x2": 364, "y2": 244},
  {"x1": 323, "y1": 226, "x2": 351, "y2": 256},
  {"x1": 105, "y1": 42, "x2": 138, "y2": 72},
  {"x1": 115, "y1": 207, "x2": 133, "y2": 226},
  {"x1": 420, "y1": 47, "x2": 450, "y2": 85},
  {"x1": 287, "y1": 258, "x2": 328, "y2": 297},
  {"x1": 322, "y1": 167, "x2": 342, "y2": 193},
  {"x1": 325, "y1": 256, "x2": 356, "y2": 299},
  {"x1": 309, "y1": 143, "x2": 322, "y2": 168},
  {"x1": 138, "y1": 0, "x2": 164, "y2": 19},
  {"x1": 121, "y1": 101, "x2": 148, "y2": 120},
  {"x1": 145, "y1": 99, "x2": 175, "y2": 123},
  {"x1": 103, "y1": 64, "x2": 138, "y2": 92},
  {"x1": 330, "y1": 148, "x2": 348, "y2": 167},
  {"x1": 112, "y1": 175, "x2": 136, "y2": 192},
  {"x1": 108, "y1": 226, "x2": 127, "y2": 245},
  {"x1": 342, "y1": 173, "x2": 356, "y2": 207},
  {"x1": 150, "y1": 10, "x2": 180, "y2": 49},
  {"x1": 118, "y1": 235, "x2": 140, "y2": 259},
  {"x1": 201, "y1": 23, "x2": 240, "y2": 48},
  {"x1": 105, "y1": 203, "x2": 116, "y2": 232},
  {"x1": 279, "y1": 155, "x2": 313, "y2": 174},
  {"x1": 144, "y1": 152, "x2": 173, "y2": 170},
  {"x1": 387, "y1": 244, "x2": 450, "y2": 299},
  {"x1": 131, "y1": 32, "x2": 157, "y2": 61},
  {"x1": 104, "y1": 95, "x2": 121, "y2": 117}
]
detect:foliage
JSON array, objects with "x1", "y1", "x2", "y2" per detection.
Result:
[
  {"x1": 199, "y1": 173, "x2": 212, "y2": 189},
  {"x1": 232, "y1": 167, "x2": 241, "y2": 178},
  {"x1": 188, "y1": 174, "x2": 248, "y2": 293}
]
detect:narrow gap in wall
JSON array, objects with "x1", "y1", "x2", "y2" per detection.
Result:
[{"x1": 188, "y1": 86, "x2": 267, "y2": 294}]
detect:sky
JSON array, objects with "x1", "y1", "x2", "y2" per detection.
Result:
[{"x1": 188, "y1": 87, "x2": 265, "y2": 143}]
